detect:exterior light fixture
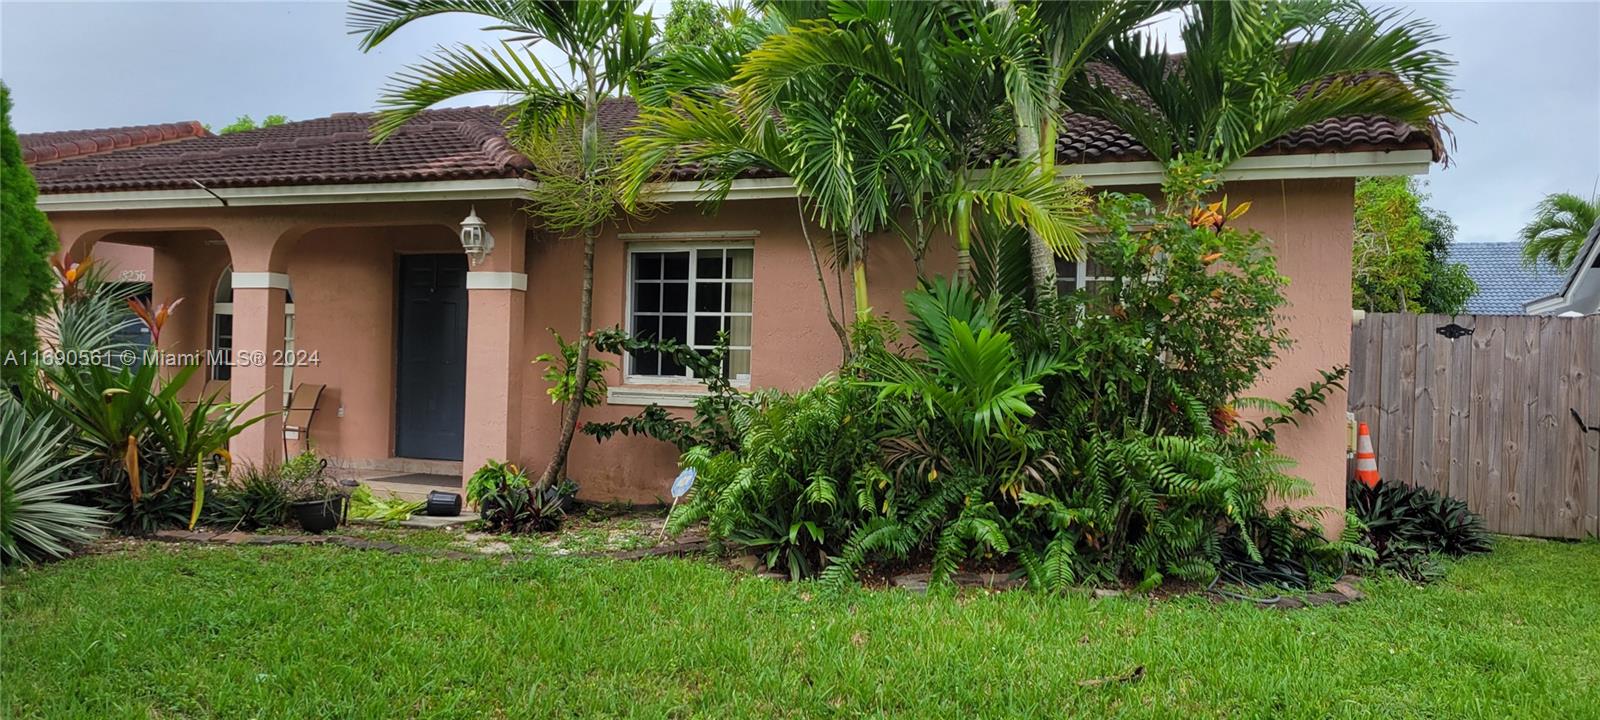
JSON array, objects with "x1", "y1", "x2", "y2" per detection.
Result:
[{"x1": 459, "y1": 206, "x2": 494, "y2": 266}]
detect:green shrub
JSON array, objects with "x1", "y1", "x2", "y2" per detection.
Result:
[
  {"x1": 467, "y1": 460, "x2": 573, "y2": 533},
  {"x1": 582, "y1": 328, "x2": 749, "y2": 453},
  {"x1": 31, "y1": 361, "x2": 267, "y2": 533},
  {"x1": 1347, "y1": 477, "x2": 1491, "y2": 581},
  {"x1": 0, "y1": 397, "x2": 108, "y2": 564},
  {"x1": 671, "y1": 376, "x2": 884, "y2": 579},
  {"x1": 0, "y1": 83, "x2": 59, "y2": 384},
  {"x1": 206, "y1": 462, "x2": 291, "y2": 531}
]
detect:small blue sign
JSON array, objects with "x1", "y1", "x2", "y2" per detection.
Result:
[{"x1": 670, "y1": 467, "x2": 697, "y2": 498}]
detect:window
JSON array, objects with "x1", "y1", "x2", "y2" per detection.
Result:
[
  {"x1": 1055, "y1": 254, "x2": 1114, "y2": 296},
  {"x1": 212, "y1": 271, "x2": 234, "y2": 381},
  {"x1": 627, "y1": 246, "x2": 752, "y2": 383}
]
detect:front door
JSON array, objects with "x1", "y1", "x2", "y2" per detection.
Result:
[{"x1": 395, "y1": 254, "x2": 468, "y2": 460}]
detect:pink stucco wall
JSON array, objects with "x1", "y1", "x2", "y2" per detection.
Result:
[
  {"x1": 523, "y1": 179, "x2": 1355, "y2": 522},
  {"x1": 47, "y1": 180, "x2": 1355, "y2": 525},
  {"x1": 91, "y1": 242, "x2": 154, "y2": 284}
]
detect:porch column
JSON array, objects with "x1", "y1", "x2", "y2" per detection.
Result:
[
  {"x1": 228, "y1": 272, "x2": 289, "y2": 466},
  {"x1": 461, "y1": 204, "x2": 528, "y2": 486}
]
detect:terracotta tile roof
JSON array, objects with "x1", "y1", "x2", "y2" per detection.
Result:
[
  {"x1": 19, "y1": 121, "x2": 211, "y2": 164},
  {"x1": 30, "y1": 107, "x2": 532, "y2": 194},
  {"x1": 30, "y1": 96, "x2": 1435, "y2": 195}
]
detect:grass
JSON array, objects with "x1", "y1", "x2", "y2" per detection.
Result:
[{"x1": 3, "y1": 537, "x2": 1597, "y2": 719}]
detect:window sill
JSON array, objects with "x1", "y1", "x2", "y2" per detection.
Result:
[
  {"x1": 607, "y1": 383, "x2": 748, "y2": 408},
  {"x1": 606, "y1": 386, "x2": 707, "y2": 408}
]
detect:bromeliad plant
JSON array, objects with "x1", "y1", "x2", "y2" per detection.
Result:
[
  {"x1": 37, "y1": 253, "x2": 142, "y2": 359},
  {"x1": 1347, "y1": 476, "x2": 1491, "y2": 582},
  {"x1": 35, "y1": 361, "x2": 267, "y2": 532},
  {"x1": 467, "y1": 459, "x2": 576, "y2": 533}
]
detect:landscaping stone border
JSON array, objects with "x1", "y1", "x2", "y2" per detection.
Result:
[
  {"x1": 146, "y1": 530, "x2": 1366, "y2": 608},
  {"x1": 151, "y1": 529, "x2": 482, "y2": 560}
]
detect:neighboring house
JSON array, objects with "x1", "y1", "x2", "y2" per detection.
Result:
[
  {"x1": 29, "y1": 101, "x2": 1441, "y2": 517},
  {"x1": 1524, "y1": 219, "x2": 1600, "y2": 316},
  {"x1": 1446, "y1": 242, "x2": 1567, "y2": 314},
  {"x1": 19, "y1": 121, "x2": 210, "y2": 284}
]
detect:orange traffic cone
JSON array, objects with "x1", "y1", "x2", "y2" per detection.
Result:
[{"x1": 1354, "y1": 422, "x2": 1380, "y2": 489}]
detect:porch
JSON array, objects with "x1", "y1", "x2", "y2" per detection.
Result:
[{"x1": 50, "y1": 200, "x2": 532, "y2": 490}]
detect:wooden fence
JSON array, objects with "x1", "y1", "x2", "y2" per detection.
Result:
[{"x1": 1349, "y1": 313, "x2": 1600, "y2": 539}]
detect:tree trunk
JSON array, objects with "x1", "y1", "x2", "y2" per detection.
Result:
[
  {"x1": 537, "y1": 225, "x2": 597, "y2": 489},
  {"x1": 796, "y1": 197, "x2": 850, "y2": 361},
  {"x1": 1017, "y1": 117, "x2": 1057, "y2": 305},
  {"x1": 954, "y1": 193, "x2": 973, "y2": 283},
  {"x1": 849, "y1": 229, "x2": 869, "y2": 323}
]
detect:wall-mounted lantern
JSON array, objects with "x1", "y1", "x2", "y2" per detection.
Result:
[{"x1": 459, "y1": 206, "x2": 494, "y2": 266}]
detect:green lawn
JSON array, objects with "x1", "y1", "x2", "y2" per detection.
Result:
[{"x1": 3, "y1": 537, "x2": 1597, "y2": 719}]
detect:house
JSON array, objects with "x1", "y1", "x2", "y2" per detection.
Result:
[
  {"x1": 1524, "y1": 219, "x2": 1600, "y2": 316},
  {"x1": 27, "y1": 100, "x2": 1441, "y2": 517},
  {"x1": 1445, "y1": 242, "x2": 1568, "y2": 314}
]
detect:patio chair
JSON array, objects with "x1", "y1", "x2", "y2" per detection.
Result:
[{"x1": 282, "y1": 383, "x2": 326, "y2": 459}]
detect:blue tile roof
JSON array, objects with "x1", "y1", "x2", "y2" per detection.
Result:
[{"x1": 1447, "y1": 242, "x2": 1567, "y2": 314}]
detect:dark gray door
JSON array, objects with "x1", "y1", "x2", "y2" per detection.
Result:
[{"x1": 395, "y1": 254, "x2": 468, "y2": 460}]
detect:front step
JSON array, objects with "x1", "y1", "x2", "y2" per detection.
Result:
[
  {"x1": 339, "y1": 457, "x2": 463, "y2": 477},
  {"x1": 360, "y1": 475, "x2": 463, "y2": 503}
]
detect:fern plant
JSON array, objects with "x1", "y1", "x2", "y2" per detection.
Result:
[{"x1": 670, "y1": 376, "x2": 884, "y2": 580}]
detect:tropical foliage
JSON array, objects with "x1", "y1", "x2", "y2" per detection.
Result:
[
  {"x1": 1352, "y1": 176, "x2": 1475, "y2": 314},
  {"x1": 467, "y1": 459, "x2": 575, "y2": 533},
  {"x1": 206, "y1": 462, "x2": 293, "y2": 531},
  {"x1": 1519, "y1": 191, "x2": 1599, "y2": 270},
  {"x1": 1347, "y1": 477, "x2": 1491, "y2": 583},
  {"x1": 0, "y1": 396, "x2": 108, "y2": 564},
  {"x1": 533, "y1": 328, "x2": 615, "y2": 414},
  {"x1": 654, "y1": 165, "x2": 1354, "y2": 591},
  {"x1": 619, "y1": 0, "x2": 1094, "y2": 353},
  {"x1": 10, "y1": 252, "x2": 268, "y2": 535},
  {"x1": 1066, "y1": 0, "x2": 1457, "y2": 167}
]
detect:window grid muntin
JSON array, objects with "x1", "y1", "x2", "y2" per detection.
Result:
[{"x1": 627, "y1": 245, "x2": 752, "y2": 384}]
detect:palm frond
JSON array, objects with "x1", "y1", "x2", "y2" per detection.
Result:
[{"x1": 371, "y1": 42, "x2": 574, "y2": 142}]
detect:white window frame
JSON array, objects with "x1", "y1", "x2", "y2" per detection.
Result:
[
  {"x1": 1055, "y1": 234, "x2": 1116, "y2": 295},
  {"x1": 1055, "y1": 227, "x2": 1158, "y2": 295},
  {"x1": 210, "y1": 267, "x2": 295, "y2": 402},
  {"x1": 623, "y1": 240, "x2": 754, "y2": 388}
]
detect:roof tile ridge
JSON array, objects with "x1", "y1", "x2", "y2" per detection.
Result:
[{"x1": 446, "y1": 111, "x2": 535, "y2": 172}]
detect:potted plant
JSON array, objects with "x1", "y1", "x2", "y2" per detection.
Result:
[{"x1": 281, "y1": 451, "x2": 344, "y2": 533}]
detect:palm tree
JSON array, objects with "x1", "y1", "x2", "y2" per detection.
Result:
[
  {"x1": 1519, "y1": 192, "x2": 1599, "y2": 269},
  {"x1": 1067, "y1": 0, "x2": 1457, "y2": 168},
  {"x1": 623, "y1": 1, "x2": 1089, "y2": 336},
  {"x1": 350, "y1": 0, "x2": 657, "y2": 488},
  {"x1": 989, "y1": 0, "x2": 1178, "y2": 302}
]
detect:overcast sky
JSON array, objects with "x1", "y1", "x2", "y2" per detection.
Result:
[{"x1": 3, "y1": 1, "x2": 1597, "y2": 244}]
